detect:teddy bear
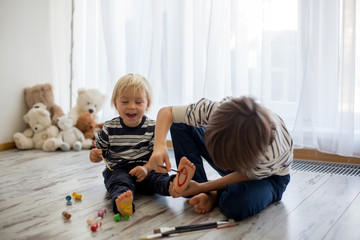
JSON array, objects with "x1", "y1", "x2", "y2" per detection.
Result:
[
  {"x1": 74, "y1": 112, "x2": 104, "y2": 149},
  {"x1": 24, "y1": 83, "x2": 65, "y2": 126},
  {"x1": 75, "y1": 112, "x2": 96, "y2": 139},
  {"x1": 56, "y1": 115, "x2": 85, "y2": 151},
  {"x1": 13, "y1": 108, "x2": 60, "y2": 151},
  {"x1": 68, "y1": 88, "x2": 106, "y2": 124}
]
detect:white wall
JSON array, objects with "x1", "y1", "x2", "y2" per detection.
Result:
[{"x1": 0, "y1": 0, "x2": 55, "y2": 144}]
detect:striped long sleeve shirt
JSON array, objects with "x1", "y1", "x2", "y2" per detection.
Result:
[
  {"x1": 172, "y1": 98, "x2": 294, "y2": 180},
  {"x1": 95, "y1": 116, "x2": 155, "y2": 169}
]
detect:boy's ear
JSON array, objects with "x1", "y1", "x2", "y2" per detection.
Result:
[{"x1": 145, "y1": 101, "x2": 150, "y2": 111}]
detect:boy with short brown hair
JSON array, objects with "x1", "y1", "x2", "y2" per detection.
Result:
[{"x1": 150, "y1": 96, "x2": 293, "y2": 220}]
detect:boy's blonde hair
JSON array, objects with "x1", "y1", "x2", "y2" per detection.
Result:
[
  {"x1": 204, "y1": 97, "x2": 275, "y2": 172},
  {"x1": 111, "y1": 73, "x2": 153, "y2": 107}
]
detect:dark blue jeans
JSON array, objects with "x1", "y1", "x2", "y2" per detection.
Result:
[
  {"x1": 103, "y1": 164, "x2": 171, "y2": 213},
  {"x1": 170, "y1": 123, "x2": 290, "y2": 221}
]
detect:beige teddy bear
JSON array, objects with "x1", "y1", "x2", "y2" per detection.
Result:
[
  {"x1": 56, "y1": 115, "x2": 84, "y2": 151},
  {"x1": 13, "y1": 108, "x2": 60, "y2": 151},
  {"x1": 68, "y1": 88, "x2": 106, "y2": 124}
]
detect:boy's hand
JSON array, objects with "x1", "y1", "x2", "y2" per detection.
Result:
[
  {"x1": 89, "y1": 149, "x2": 103, "y2": 163},
  {"x1": 129, "y1": 166, "x2": 148, "y2": 182},
  {"x1": 149, "y1": 146, "x2": 171, "y2": 173}
]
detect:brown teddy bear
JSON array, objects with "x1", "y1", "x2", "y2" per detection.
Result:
[
  {"x1": 24, "y1": 83, "x2": 64, "y2": 126},
  {"x1": 75, "y1": 112, "x2": 97, "y2": 140},
  {"x1": 75, "y1": 113, "x2": 103, "y2": 149}
]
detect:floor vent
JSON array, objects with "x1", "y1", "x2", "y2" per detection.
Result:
[{"x1": 291, "y1": 159, "x2": 360, "y2": 177}]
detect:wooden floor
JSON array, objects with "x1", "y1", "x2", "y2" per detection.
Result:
[{"x1": 0, "y1": 149, "x2": 359, "y2": 240}]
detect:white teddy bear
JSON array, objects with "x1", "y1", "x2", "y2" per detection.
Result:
[
  {"x1": 57, "y1": 115, "x2": 84, "y2": 151},
  {"x1": 13, "y1": 108, "x2": 60, "y2": 151},
  {"x1": 68, "y1": 88, "x2": 106, "y2": 124}
]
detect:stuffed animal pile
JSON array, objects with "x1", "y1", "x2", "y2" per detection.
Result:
[{"x1": 14, "y1": 84, "x2": 105, "y2": 151}]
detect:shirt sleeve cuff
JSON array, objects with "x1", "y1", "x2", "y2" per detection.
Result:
[{"x1": 172, "y1": 105, "x2": 188, "y2": 123}]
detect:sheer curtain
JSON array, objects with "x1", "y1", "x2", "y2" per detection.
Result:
[
  {"x1": 294, "y1": 0, "x2": 359, "y2": 157},
  {"x1": 52, "y1": 0, "x2": 359, "y2": 158}
]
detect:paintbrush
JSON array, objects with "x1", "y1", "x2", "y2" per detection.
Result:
[
  {"x1": 139, "y1": 219, "x2": 237, "y2": 239},
  {"x1": 153, "y1": 219, "x2": 236, "y2": 233},
  {"x1": 156, "y1": 164, "x2": 181, "y2": 174},
  {"x1": 92, "y1": 141, "x2": 114, "y2": 171}
]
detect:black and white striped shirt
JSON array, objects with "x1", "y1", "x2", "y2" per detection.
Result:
[
  {"x1": 172, "y1": 98, "x2": 293, "y2": 180},
  {"x1": 95, "y1": 116, "x2": 155, "y2": 169}
]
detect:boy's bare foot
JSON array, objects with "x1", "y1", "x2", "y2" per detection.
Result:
[
  {"x1": 189, "y1": 191, "x2": 217, "y2": 214},
  {"x1": 173, "y1": 157, "x2": 196, "y2": 194},
  {"x1": 115, "y1": 190, "x2": 133, "y2": 216}
]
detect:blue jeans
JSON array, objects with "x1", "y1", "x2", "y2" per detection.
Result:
[
  {"x1": 103, "y1": 164, "x2": 171, "y2": 213},
  {"x1": 170, "y1": 123, "x2": 290, "y2": 221}
]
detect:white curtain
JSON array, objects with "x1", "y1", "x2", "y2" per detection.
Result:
[
  {"x1": 51, "y1": 0, "x2": 360, "y2": 158},
  {"x1": 294, "y1": 0, "x2": 359, "y2": 157},
  {"x1": 49, "y1": 0, "x2": 72, "y2": 114}
]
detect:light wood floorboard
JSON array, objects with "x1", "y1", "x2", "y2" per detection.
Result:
[{"x1": 0, "y1": 149, "x2": 359, "y2": 240}]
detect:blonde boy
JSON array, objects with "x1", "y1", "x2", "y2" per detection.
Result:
[{"x1": 90, "y1": 73, "x2": 195, "y2": 217}]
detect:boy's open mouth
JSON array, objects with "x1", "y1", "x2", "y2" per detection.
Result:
[{"x1": 126, "y1": 113, "x2": 137, "y2": 118}]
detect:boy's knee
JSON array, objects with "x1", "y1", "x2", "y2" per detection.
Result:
[
  {"x1": 218, "y1": 191, "x2": 253, "y2": 221},
  {"x1": 218, "y1": 185, "x2": 269, "y2": 221}
]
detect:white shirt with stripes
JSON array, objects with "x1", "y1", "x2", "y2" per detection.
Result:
[{"x1": 95, "y1": 116, "x2": 155, "y2": 169}]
